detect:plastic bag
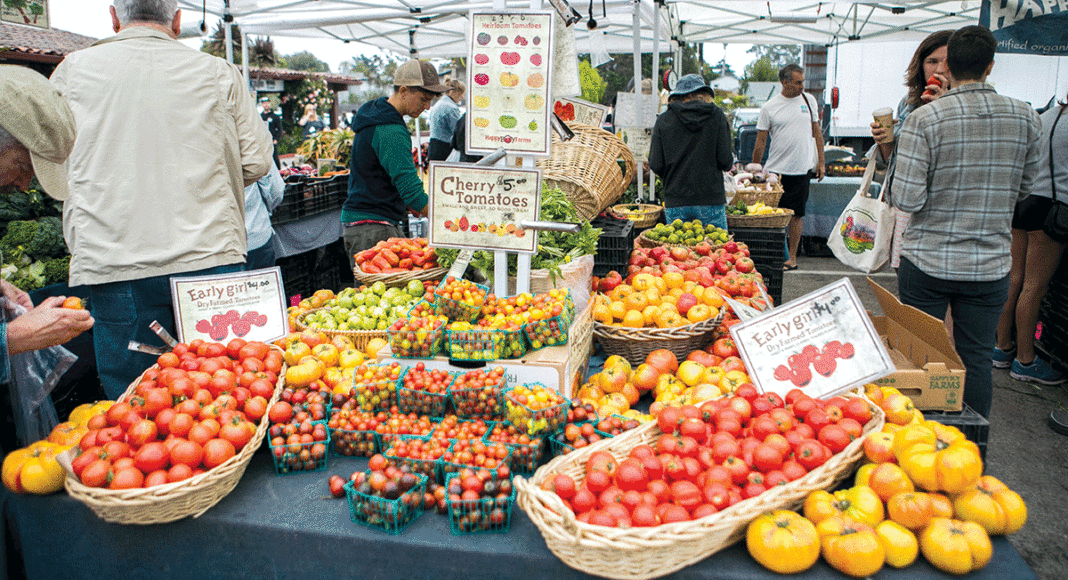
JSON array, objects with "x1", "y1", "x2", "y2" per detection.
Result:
[{"x1": 2, "y1": 297, "x2": 78, "y2": 446}]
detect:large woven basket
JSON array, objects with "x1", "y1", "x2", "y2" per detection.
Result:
[
  {"x1": 729, "y1": 186, "x2": 783, "y2": 208},
  {"x1": 726, "y1": 208, "x2": 794, "y2": 229},
  {"x1": 516, "y1": 392, "x2": 884, "y2": 580},
  {"x1": 592, "y1": 310, "x2": 725, "y2": 366},
  {"x1": 352, "y1": 266, "x2": 447, "y2": 287},
  {"x1": 609, "y1": 204, "x2": 663, "y2": 229},
  {"x1": 63, "y1": 348, "x2": 285, "y2": 525},
  {"x1": 294, "y1": 307, "x2": 388, "y2": 351},
  {"x1": 536, "y1": 122, "x2": 636, "y2": 221}
]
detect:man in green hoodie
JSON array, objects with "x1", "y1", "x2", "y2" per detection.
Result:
[
  {"x1": 648, "y1": 74, "x2": 734, "y2": 230},
  {"x1": 343, "y1": 60, "x2": 448, "y2": 267}
]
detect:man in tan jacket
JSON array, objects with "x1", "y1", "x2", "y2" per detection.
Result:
[{"x1": 52, "y1": 0, "x2": 272, "y2": 397}]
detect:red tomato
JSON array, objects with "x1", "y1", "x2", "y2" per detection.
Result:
[
  {"x1": 804, "y1": 408, "x2": 833, "y2": 433},
  {"x1": 109, "y1": 467, "x2": 144, "y2": 490},
  {"x1": 670, "y1": 480, "x2": 702, "y2": 511},
  {"x1": 631, "y1": 504, "x2": 659, "y2": 527},
  {"x1": 711, "y1": 337, "x2": 739, "y2": 358},
  {"x1": 133, "y1": 442, "x2": 169, "y2": 473},
  {"x1": 794, "y1": 439, "x2": 826, "y2": 471},
  {"x1": 141, "y1": 388, "x2": 173, "y2": 418},
  {"x1": 678, "y1": 418, "x2": 707, "y2": 444},
  {"x1": 838, "y1": 418, "x2": 864, "y2": 441},
  {"x1": 227, "y1": 338, "x2": 248, "y2": 360},
  {"x1": 71, "y1": 446, "x2": 103, "y2": 476},
  {"x1": 102, "y1": 440, "x2": 131, "y2": 460},
  {"x1": 80, "y1": 459, "x2": 112, "y2": 487},
  {"x1": 243, "y1": 396, "x2": 268, "y2": 422},
  {"x1": 105, "y1": 402, "x2": 133, "y2": 426},
  {"x1": 202, "y1": 438, "x2": 236, "y2": 469},
  {"x1": 586, "y1": 450, "x2": 618, "y2": 477},
  {"x1": 722, "y1": 456, "x2": 750, "y2": 485},
  {"x1": 657, "y1": 407, "x2": 683, "y2": 435},
  {"x1": 571, "y1": 487, "x2": 596, "y2": 513},
  {"x1": 167, "y1": 463, "x2": 194, "y2": 483},
  {"x1": 249, "y1": 378, "x2": 275, "y2": 400},
  {"x1": 702, "y1": 482, "x2": 730, "y2": 510},
  {"x1": 144, "y1": 469, "x2": 169, "y2": 487},
  {"x1": 170, "y1": 440, "x2": 205, "y2": 468},
  {"x1": 749, "y1": 416, "x2": 779, "y2": 441},
  {"x1": 584, "y1": 470, "x2": 611, "y2": 494},
  {"x1": 817, "y1": 424, "x2": 851, "y2": 454},
  {"x1": 842, "y1": 397, "x2": 873, "y2": 424},
  {"x1": 126, "y1": 419, "x2": 159, "y2": 448},
  {"x1": 168, "y1": 413, "x2": 195, "y2": 438},
  {"x1": 781, "y1": 459, "x2": 808, "y2": 481},
  {"x1": 219, "y1": 419, "x2": 254, "y2": 450},
  {"x1": 268, "y1": 401, "x2": 294, "y2": 424},
  {"x1": 614, "y1": 459, "x2": 648, "y2": 492},
  {"x1": 752, "y1": 443, "x2": 784, "y2": 473}
]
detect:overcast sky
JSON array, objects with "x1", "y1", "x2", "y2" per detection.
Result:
[{"x1": 48, "y1": 0, "x2": 754, "y2": 75}]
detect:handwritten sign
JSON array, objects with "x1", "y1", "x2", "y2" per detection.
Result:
[
  {"x1": 617, "y1": 126, "x2": 653, "y2": 162},
  {"x1": 730, "y1": 278, "x2": 894, "y2": 400},
  {"x1": 614, "y1": 92, "x2": 660, "y2": 128},
  {"x1": 170, "y1": 267, "x2": 288, "y2": 344},
  {"x1": 427, "y1": 163, "x2": 541, "y2": 253},
  {"x1": 467, "y1": 12, "x2": 555, "y2": 157},
  {"x1": 553, "y1": 97, "x2": 610, "y2": 128}
]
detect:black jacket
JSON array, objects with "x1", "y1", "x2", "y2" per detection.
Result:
[{"x1": 648, "y1": 100, "x2": 733, "y2": 207}]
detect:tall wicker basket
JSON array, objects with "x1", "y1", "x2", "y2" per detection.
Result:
[{"x1": 536, "y1": 122, "x2": 636, "y2": 221}]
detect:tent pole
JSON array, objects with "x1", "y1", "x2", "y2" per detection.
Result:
[
  {"x1": 632, "y1": 0, "x2": 643, "y2": 203},
  {"x1": 241, "y1": 28, "x2": 250, "y2": 92}
]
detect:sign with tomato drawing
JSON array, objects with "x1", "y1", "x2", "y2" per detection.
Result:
[
  {"x1": 170, "y1": 267, "x2": 288, "y2": 344},
  {"x1": 553, "y1": 97, "x2": 609, "y2": 128},
  {"x1": 730, "y1": 278, "x2": 894, "y2": 399},
  {"x1": 427, "y1": 163, "x2": 541, "y2": 254},
  {"x1": 617, "y1": 127, "x2": 653, "y2": 163},
  {"x1": 467, "y1": 11, "x2": 554, "y2": 157}
]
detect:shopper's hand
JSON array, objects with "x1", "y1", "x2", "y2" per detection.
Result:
[
  {"x1": 920, "y1": 73, "x2": 949, "y2": 103},
  {"x1": 815, "y1": 163, "x2": 826, "y2": 181},
  {"x1": 5, "y1": 296, "x2": 94, "y2": 355},
  {"x1": 1, "y1": 279, "x2": 33, "y2": 311},
  {"x1": 870, "y1": 121, "x2": 892, "y2": 144}
]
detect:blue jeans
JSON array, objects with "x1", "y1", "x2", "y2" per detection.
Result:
[
  {"x1": 245, "y1": 238, "x2": 277, "y2": 271},
  {"x1": 88, "y1": 263, "x2": 244, "y2": 399},
  {"x1": 664, "y1": 205, "x2": 727, "y2": 231},
  {"x1": 897, "y1": 257, "x2": 1009, "y2": 418}
]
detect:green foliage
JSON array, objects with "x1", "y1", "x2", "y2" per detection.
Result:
[
  {"x1": 348, "y1": 88, "x2": 389, "y2": 105},
  {"x1": 25, "y1": 216, "x2": 65, "y2": 258},
  {"x1": 344, "y1": 55, "x2": 401, "y2": 86},
  {"x1": 746, "y1": 45, "x2": 801, "y2": 69},
  {"x1": 1, "y1": 220, "x2": 36, "y2": 257},
  {"x1": 42, "y1": 255, "x2": 70, "y2": 286},
  {"x1": 741, "y1": 57, "x2": 779, "y2": 94},
  {"x1": 598, "y1": 45, "x2": 711, "y2": 107},
  {"x1": 579, "y1": 59, "x2": 606, "y2": 104},
  {"x1": 281, "y1": 51, "x2": 330, "y2": 73},
  {"x1": 0, "y1": 190, "x2": 35, "y2": 223}
]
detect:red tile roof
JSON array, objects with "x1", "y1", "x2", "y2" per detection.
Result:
[{"x1": 0, "y1": 21, "x2": 95, "y2": 59}]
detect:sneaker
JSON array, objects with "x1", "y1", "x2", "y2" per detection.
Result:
[
  {"x1": 992, "y1": 346, "x2": 1015, "y2": 369},
  {"x1": 1010, "y1": 357, "x2": 1067, "y2": 386}
]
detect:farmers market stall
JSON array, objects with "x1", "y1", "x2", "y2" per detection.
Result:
[{"x1": 0, "y1": 451, "x2": 1035, "y2": 580}]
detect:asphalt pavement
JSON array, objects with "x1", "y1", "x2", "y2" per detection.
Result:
[{"x1": 783, "y1": 254, "x2": 1068, "y2": 580}]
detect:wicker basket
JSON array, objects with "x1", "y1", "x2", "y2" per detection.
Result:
[
  {"x1": 729, "y1": 186, "x2": 783, "y2": 208},
  {"x1": 592, "y1": 310, "x2": 725, "y2": 366},
  {"x1": 63, "y1": 348, "x2": 285, "y2": 525},
  {"x1": 609, "y1": 204, "x2": 663, "y2": 229},
  {"x1": 726, "y1": 208, "x2": 794, "y2": 229},
  {"x1": 294, "y1": 307, "x2": 388, "y2": 351},
  {"x1": 536, "y1": 122, "x2": 636, "y2": 221},
  {"x1": 352, "y1": 266, "x2": 447, "y2": 287},
  {"x1": 516, "y1": 393, "x2": 884, "y2": 580}
]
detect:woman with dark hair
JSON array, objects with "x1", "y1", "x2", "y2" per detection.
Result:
[
  {"x1": 994, "y1": 93, "x2": 1068, "y2": 388},
  {"x1": 869, "y1": 29, "x2": 954, "y2": 269}
]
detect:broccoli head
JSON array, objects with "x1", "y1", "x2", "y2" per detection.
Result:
[
  {"x1": 25, "y1": 216, "x2": 66, "y2": 258},
  {"x1": 1, "y1": 220, "x2": 37, "y2": 254},
  {"x1": 43, "y1": 255, "x2": 70, "y2": 286}
]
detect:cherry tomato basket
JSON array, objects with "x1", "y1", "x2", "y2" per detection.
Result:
[
  {"x1": 496, "y1": 326, "x2": 528, "y2": 359},
  {"x1": 444, "y1": 472, "x2": 518, "y2": 535},
  {"x1": 522, "y1": 312, "x2": 570, "y2": 350},
  {"x1": 484, "y1": 423, "x2": 546, "y2": 475},
  {"x1": 376, "y1": 416, "x2": 442, "y2": 449},
  {"x1": 445, "y1": 326, "x2": 505, "y2": 361},
  {"x1": 429, "y1": 280, "x2": 490, "y2": 323},
  {"x1": 269, "y1": 430, "x2": 331, "y2": 475},
  {"x1": 450, "y1": 375, "x2": 510, "y2": 420},
  {"x1": 397, "y1": 367, "x2": 456, "y2": 416},
  {"x1": 439, "y1": 440, "x2": 513, "y2": 482},
  {"x1": 352, "y1": 377, "x2": 399, "y2": 412},
  {"x1": 345, "y1": 472, "x2": 428, "y2": 535},
  {"x1": 504, "y1": 385, "x2": 569, "y2": 437},
  {"x1": 546, "y1": 422, "x2": 614, "y2": 458},
  {"x1": 383, "y1": 435, "x2": 449, "y2": 483},
  {"x1": 429, "y1": 418, "x2": 496, "y2": 443},
  {"x1": 328, "y1": 414, "x2": 378, "y2": 458},
  {"x1": 387, "y1": 320, "x2": 446, "y2": 358}
]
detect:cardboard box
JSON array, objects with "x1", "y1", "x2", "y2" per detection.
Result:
[
  {"x1": 376, "y1": 300, "x2": 594, "y2": 398},
  {"x1": 867, "y1": 278, "x2": 965, "y2": 411}
]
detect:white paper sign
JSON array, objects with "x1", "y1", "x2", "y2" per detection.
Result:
[
  {"x1": 730, "y1": 278, "x2": 894, "y2": 399},
  {"x1": 170, "y1": 267, "x2": 288, "y2": 344},
  {"x1": 613, "y1": 92, "x2": 660, "y2": 128},
  {"x1": 553, "y1": 96, "x2": 609, "y2": 128},
  {"x1": 428, "y1": 163, "x2": 541, "y2": 253},
  {"x1": 617, "y1": 126, "x2": 653, "y2": 162}
]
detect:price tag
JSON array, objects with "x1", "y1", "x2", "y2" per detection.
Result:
[
  {"x1": 170, "y1": 267, "x2": 288, "y2": 344},
  {"x1": 428, "y1": 163, "x2": 541, "y2": 253},
  {"x1": 552, "y1": 96, "x2": 610, "y2": 127},
  {"x1": 467, "y1": 11, "x2": 555, "y2": 157},
  {"x1": 729, "y1": 278, "x2": 894, "y2": 399}
]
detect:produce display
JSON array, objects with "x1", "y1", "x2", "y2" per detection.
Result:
[
  {"x1": 388, "y1": 314, "x2": 448, "y2": 358},
  {"x1": 731, "y1": 164, "x2": 781, "y2": 190},
  {"x1": 450, "y1": 367, "x2": 507, "y2": 419},
  {"x1": 725, "y1": 200, "x2": 790, "y2": 217},
  {"x1": 302, "y1": 281, "x2": 430, "y2": 332},
  {"x1": 69, "y1": 339, "x2": 280, "y2": 489},
  {"x1": 327, "y1": 408, "x2": 378, "y2": 457},
  {"x1": 354, "y1": 238, "x2": 440, "y2": 274},
  {"x1": 0, "y1": 188, "x2": 70, "y2": 291},
  {"x1": 444, "y1": 470, "x2": 517, "y2": 534},
  {"x1": 398, "y1": 364, "x2": 456, "y2": 416},
  {"x1": 428, "y1": 277, "x2": 488, "y2": 322},
  {"x1": 642, "y1": 219, "x2": 730, "y2": 247},
  {"x1": 505, "y1": 383, "x2": 567, "y2": 436},
  {"x1": 345, "y1": 464, "x2": 428, "y2": 534}
]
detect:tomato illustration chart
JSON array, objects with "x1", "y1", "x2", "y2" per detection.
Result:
[
  {"x1": 467, "y1": 12, "x2": 554, "y2": 156},
  {"x1": 171, "y1": 269, "x2": 289, "y2": 344}
]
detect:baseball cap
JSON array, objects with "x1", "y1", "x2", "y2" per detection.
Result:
[
  {"x1": 259, "y1": 96, "x2": 270, "y2": 103},
  {"x1": 670, "y1": 74, "x2": 712, "y2": 97},
  {"x1": 393, "y1": 60, "x2": 449, "y2": 93},
  {"x1": 0, "y1": 65, "x2": 75, "y2": 200}
]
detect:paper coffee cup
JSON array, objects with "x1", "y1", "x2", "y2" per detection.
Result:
[{"x1": 872, "y1": 108, "x2": 894, "y2": 143}]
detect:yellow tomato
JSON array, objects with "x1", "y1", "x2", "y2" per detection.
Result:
[
  {"x1": 47, "y1": 421, "x2": 88, "y2": 447},
  {"x1": 745, "y1": 510, "x2": 820, "y2": 574},
  {"x1": 2, "y1": 441, "x2": 69, "y2": 494},
  {"x1": 803, "y1": 485, "x2": 884, "y2": 528},
  {"x1": 876, "y1": 520, "x2": 919, "y2": 569},
  {"x1": 311, "y1": 343, "x2": 340, "y2": 367},
  {"x1": 952, "y1": 475, "x2": 1027, "y2": 535},
  {"x1": 894, "y1": 421, "x2": 982, "y2": 494},
  {"x1": 919, "y1": 518, "x2": 993, "y2": 575},
  {"x1": 886, "y1": 491, "x2": 934, "y2": 531},
  {"x1": 817, "y1": 517, "x2": 885, "y2": 578}
]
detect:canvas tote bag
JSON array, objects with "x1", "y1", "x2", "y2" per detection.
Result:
[{"x1": 828, "y1": 156, "x2": 894, "y2": 273}]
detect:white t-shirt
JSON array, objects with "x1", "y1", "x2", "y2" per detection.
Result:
[{"x1": 756, "y1": 92, "x2": 819, "y2": 175}]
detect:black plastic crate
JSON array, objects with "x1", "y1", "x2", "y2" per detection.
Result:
[
  {"x1": 271, "y1": 174, "x2": 348, "y2": 226},
  {"x1": 591, "y1": 216, "x2": 635, "y2": 251},
  {"x1": 922, "y1": 404, "x2": 989, "y2": 461},
  {"x1": 277, "y1": 250, "x2": 314, "y2": 301},
  {"x1": 730, "y1": 226, "x2": 787, "y2": 266},
  {"x1": 753, "y1": 263, "x2": 783, "y2": 307}
]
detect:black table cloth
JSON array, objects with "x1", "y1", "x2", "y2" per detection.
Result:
[{"x1": 1, "y1": 449, "x2": 1036, "y2": 580}]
